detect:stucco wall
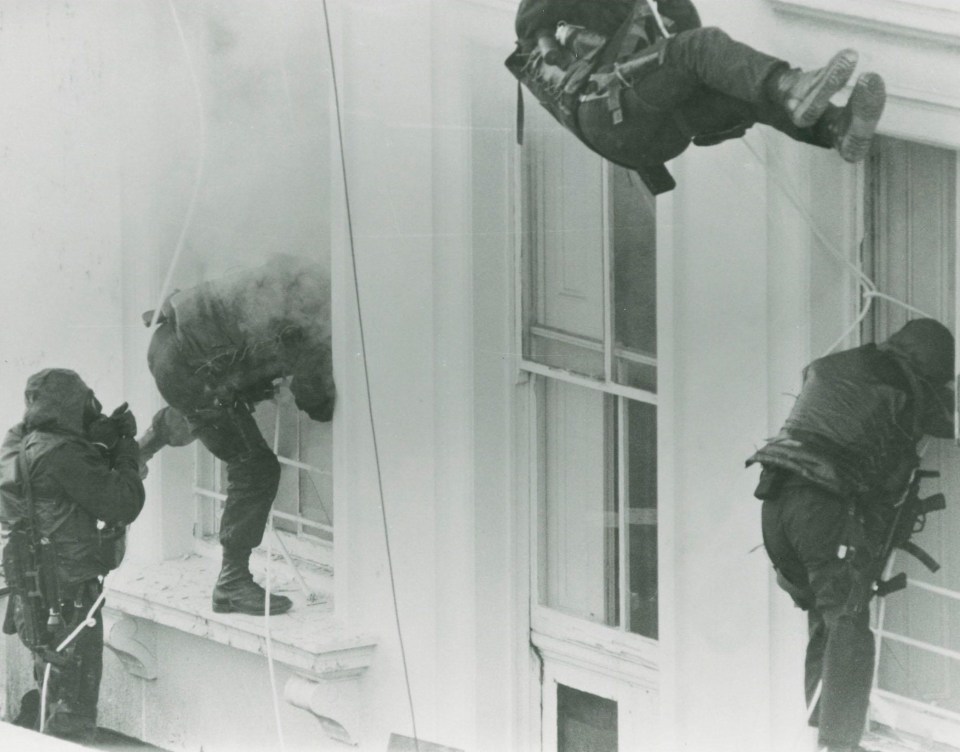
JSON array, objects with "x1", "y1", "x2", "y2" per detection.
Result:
[{"x1": 6, "y1": 1, "x2": 956, "y2": 751}]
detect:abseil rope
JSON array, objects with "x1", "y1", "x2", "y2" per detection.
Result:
[
  {"x1": 644, "y1": 0, "x2": 672, "y2": 39},
  {"x1": 264, "y1": 527, "x2": 286, "y2": 752},
  {"x1": 149, "y1": 0, "x2": 207, "y2": 331},
  {"x1": 319, "y1": 1, "x2": 421, "y2": 748},
  {"x1": 738, "y1": 134, "x2": 934, "y2": 360}
]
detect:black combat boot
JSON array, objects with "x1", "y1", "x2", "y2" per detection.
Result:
[
  {"x1": 773, "y1": 49, "x2": 858, "y2": 128},
  {"x1": 822, "y1": 72, "x2": 886, "y2": 164},
  {"x1": 212, "y1": 548, "x2": 293, "y2": 616},
  {"x1": 13, "y1": 689, "x2": 39, "y2": 729}
]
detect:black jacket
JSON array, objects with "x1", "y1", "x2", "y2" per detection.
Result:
[
  {"x1": 748, "y1": 320, "x2": 955, "y2": 500},
  {"x1": 0, "y1": 370, "x2": 144, "y2": 586}
]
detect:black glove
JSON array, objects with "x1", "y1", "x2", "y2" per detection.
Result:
[
  {"x1": 87, "y1": 415, "x2": 121, "y2": 452},
  {"x1": 108, "y1": 402, "x2": 137, "y2": 439},
  {"x1": 112, "y1": 437, "x2": 141, "y2": 472},
  {"x1": 87, "y1": 403, "x2": 137, "y2": 453}
]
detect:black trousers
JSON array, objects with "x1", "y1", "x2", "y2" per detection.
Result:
[
  {"x1": 761, "y1": 477, "x2": 879, "y2": 749},
  {"x1": 579, "y1": 26, "x2": 834, "y2": 167},
  {"x1": 21, "y1": 580, "x2": 104, "y2": 742},
  {"x1": 148, "y1": 323, "x2": 281, "y2": 553}
]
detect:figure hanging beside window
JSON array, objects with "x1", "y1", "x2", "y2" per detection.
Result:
[
  {"x1": 747, "y1": 319, "x2": 955, "y2": 752},
  {"x1": 506, "y1": 0, "x2": 887, "y2": 194},
  {"x1": 136, "y1": 254, "x2": 335, "y2": 617}
]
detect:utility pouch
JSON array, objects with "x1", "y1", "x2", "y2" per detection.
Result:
[{"x1": 505, "y1": 46, "x2": 595, "y2": 138}]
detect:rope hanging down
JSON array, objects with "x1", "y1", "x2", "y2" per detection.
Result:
[
  {"x1": 319, "y1": 1, "x2": 421, "y2": 748},
  {"x1": 149, "y1": 0, "x2": 207, "y2": 331},
  {"x1": 738, "y1": 133, "x2": 934, "y2": 359}
]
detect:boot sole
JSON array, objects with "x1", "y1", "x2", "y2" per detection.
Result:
[
  {"x1": 838, "y1": 73, "x2": 886, "y2": 163},
  {"x1": 212, "y1": 597, "x2": 293, "y2": 615},
  {"x1": 791, "y1": 49, "x2": 858, "y2": 128}
]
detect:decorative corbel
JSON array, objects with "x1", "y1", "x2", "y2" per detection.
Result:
[{"x1": 104, "y1": 615, "x2": 158, "y2": 680}]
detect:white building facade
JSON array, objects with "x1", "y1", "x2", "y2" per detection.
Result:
[{"x1": 1, "y1": 1, "x2": 959, "y2": 751}]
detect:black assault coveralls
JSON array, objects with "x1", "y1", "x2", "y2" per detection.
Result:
[
  {"x1": 0, "y1": 369, "x2": 144, "y2": 741},
  {"x1": 747, "y1": 319, "x2": 955, "y2": 750},
  {"x1": 513, "y1": 0, "x2": 839, "y2": 192},
  {"x1": 145, "y1": 254, "x2": 335, "y2": 557}
]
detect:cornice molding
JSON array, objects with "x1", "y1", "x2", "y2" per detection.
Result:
[
  {"x1": 769, "y1": 0, "x2": 960, "y2": 47},
  {"x1": 459, "y1": 0, "x2": 516, "y2": 11}
]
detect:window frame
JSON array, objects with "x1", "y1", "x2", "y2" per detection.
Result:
[
  {"x1": 191, "y1": 382, "x2": 335, "y2": 563},
  {"x1": 861, "y1": 139, "x2": 960, "y2": 747},
  {"x1": 518, "y1": 127, "x2": 672, "y2": 670}
]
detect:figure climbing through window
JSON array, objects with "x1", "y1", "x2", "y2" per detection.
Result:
[
  {"x1": 137, "y1": 254, "x2": 335, "y2": 616},
  {"x1": 506, "y1": 0, "x2": 886, "y2": 194}
]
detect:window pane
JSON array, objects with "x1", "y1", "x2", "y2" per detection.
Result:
[
  {"x1": 523, "y1": 104, "x2": 606, "y2": 378},
  {"x1": 626, "y1": 400, "x2": 658, "y2": 638},
  {"x1": 557, "y1": 684, "x2": 618, "y2": 752},
  {"x1": 299, "y1": 413, "x2": 334, "y2": 541},
  {"x1": 612, "y1": 167, "x2": 656, "y2": 391},
  {"x1": 541, "y1": 380, "x2": 618, "y2": 627},
  {"x1": 864, "y1": 138, "x2": 959, "y2": 715}
]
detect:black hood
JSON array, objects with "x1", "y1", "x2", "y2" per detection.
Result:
[
  {"x1": 22, "y1": 369, "x2": 95, "y2": 435},
  {"x1": 880, "y1": 318, "x2": 954, "y2": 385}
]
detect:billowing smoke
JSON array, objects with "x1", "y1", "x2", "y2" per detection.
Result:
[{"x1": 188, "y1": 253, "x2": 331, "y2": 354}]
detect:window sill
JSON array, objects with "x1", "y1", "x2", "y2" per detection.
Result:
[
  {"x1": 768, "y1": 0, "x2": 960, "y2": 46},
  {"x1": 531, "y1": 606, "x2": 659, "y2": 688},
  {"x1": 104, "y1": 552, "x2": 377, "y2": 681}
]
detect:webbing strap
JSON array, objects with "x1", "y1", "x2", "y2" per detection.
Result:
[
  {"x1": 617, "y1": 2, "x2": 651, "y2": 60},
  {"x1": 643, "y1": 0, "x2": 672, "y2": 38}
]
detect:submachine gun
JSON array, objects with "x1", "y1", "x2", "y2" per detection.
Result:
[{"x1": 871, "y1": 468, "x2": 947, "y2": 598}]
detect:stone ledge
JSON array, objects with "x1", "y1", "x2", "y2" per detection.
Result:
[
  {"x1": 103, "y1": 553, "x2": 377, "y2": 680},
  {"x1": 864, "y1": 724, "x2": 960, "y2": 752}
]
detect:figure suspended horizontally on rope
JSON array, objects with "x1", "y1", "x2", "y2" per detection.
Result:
[
  {"x1": 507, "y1": 0, "x2": 887, "y2": 194},
  {"x1": 137, "y1": 254, "x2": 335, "y2": 616},
  {"x1": 747, "y1": 319, "x2": 955, "y2": 752}
]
